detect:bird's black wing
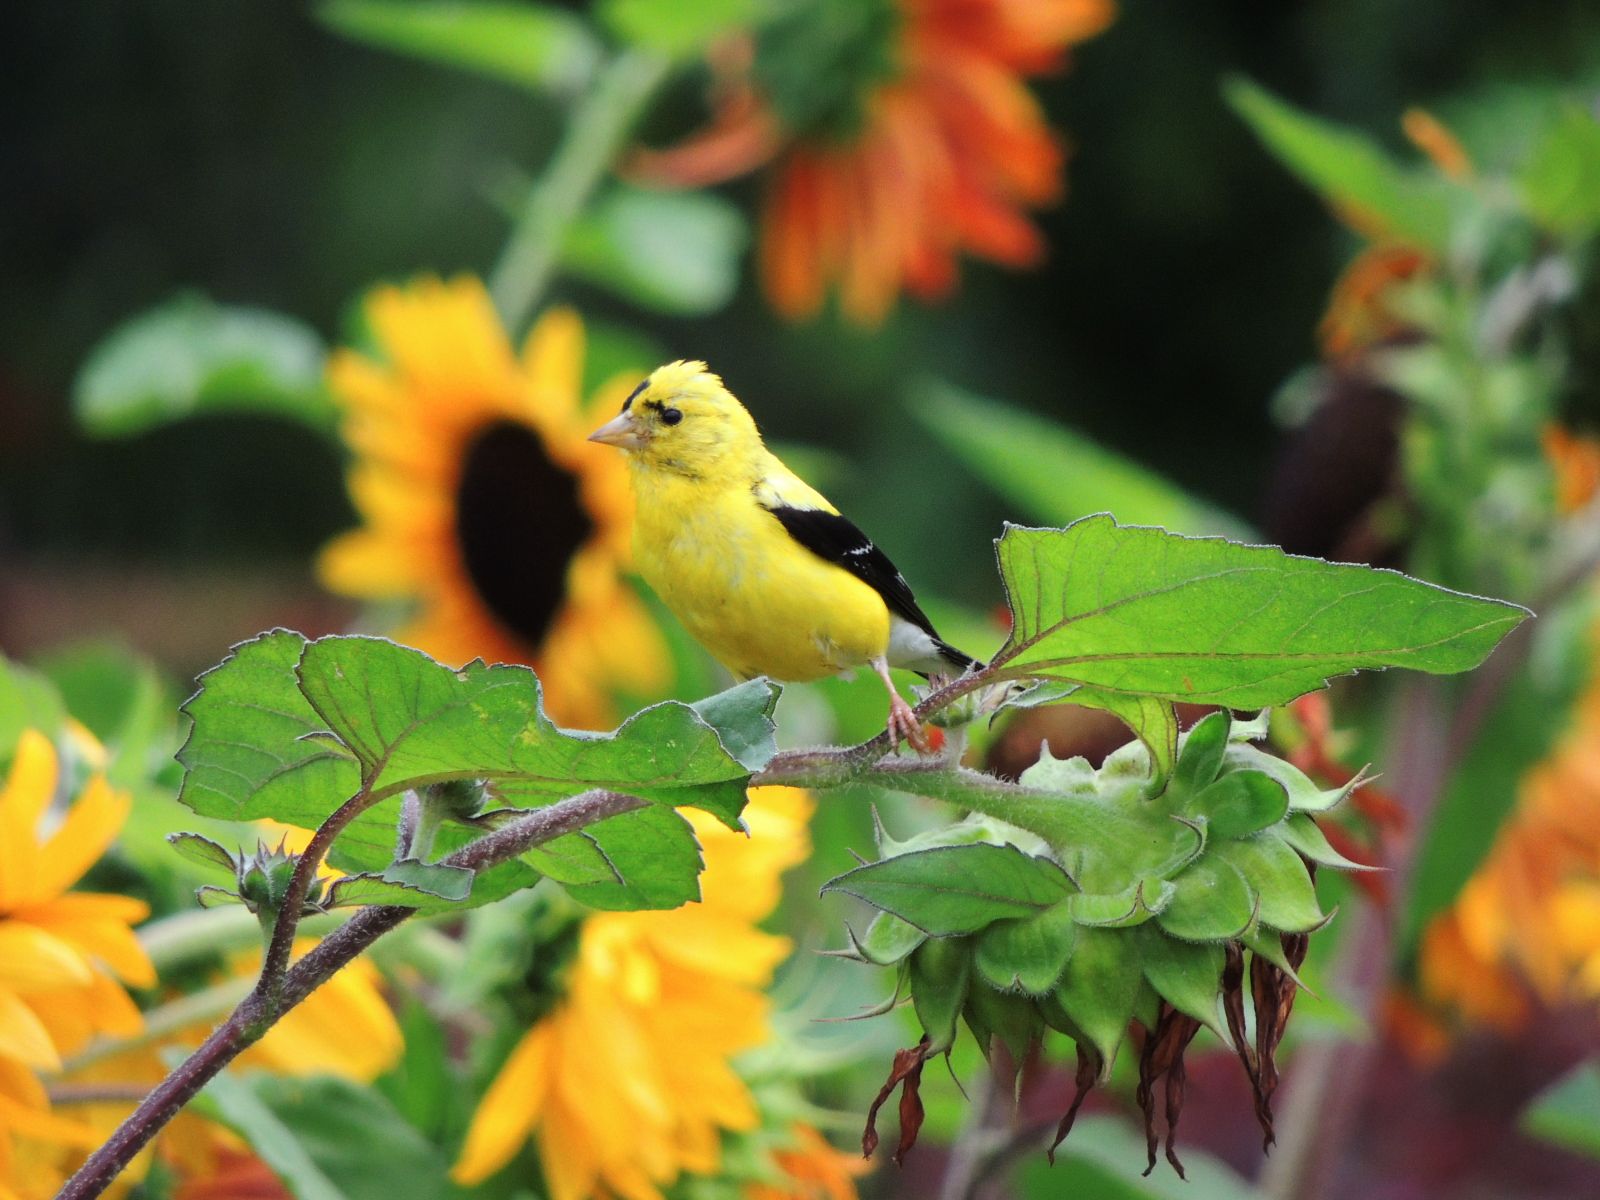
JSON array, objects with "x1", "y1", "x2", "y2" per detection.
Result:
[{"x1": 763, "y1": 505, "x2": 977, "y2": 674}]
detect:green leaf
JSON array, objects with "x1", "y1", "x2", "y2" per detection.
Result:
[
  {"x1": 598, "y1": 0, "x2": 754, "y2": 54},
  {"x1": 563, "y1": 805, "x2": 703, "y2": 910},
  {"x1": 383, "y1": 858, "x2": 473, "y2": 899},
  {"x1": 167, "y1": 832, "x2": 237, "y2": 876},
  {"x1": 1190, "y1": 771, "x2": 1289, "y2": 840},
  {"x1": 563, "y1": 187, "x2": 748, "y2": 316},
  {"x1": 1522, "y1": 1061, "x2": 1600, "y2": 1159},
  {"x1": 822, "y1": 843, "x2": 1075, "y2": 936},
  {"x1": 1047, "y1": 927, "x2": 1145, "y2": 1066},
  {"x1": 913, "y1": 384, "x2": 1249, "y2": 537},
  {"x1": 992, "y1": 517, "x2": 1528, "y2": 709},
  {"x1": 295, "y1": 636, "x2": 769, "y2": 828},
  {"x1": 177, "y1": 631, "x2": 361, "y2": 823},
  {"x1": 1519, "y1": 104, "x2": 1600, "y2": 236},
  {"x1": 1140, "y1": 932, "x2": 1226, "y2": 1039},
  {"x1": 975, "y1": 902, "x2": 1076, "y2": 994},
  {"x1": 1221, "y1": 741, "x2": 1358, "y2": 813},
  {"x1": 688, "y1": 676, "x2": 780, "y2": 773},
  {"x1": 910, "y1": 937, "x2": 971, "y2": 1052},
  {"x1": 74, "y1": 294, "x2": 331, "y2": 438},
  {"x1": 1070, "y1": 690, "x2": 1180, "y2": 787},
  {"x1": 1157, "y1": 857, "x2": 1257, "y2": 941},
  {"x1": 1067, "y1": 879, "x2": 1175, "y2": 928},
  {"x1": 202, "y1": 1073, "x2": 466, "y2": 1200},
  {"x1": 1213, "y1": 836, "x2": 1326, "y2": 933},
  {"x1": 36, "y1": 642, "x2": 176, "y2": 787},
  {"x1": 513, "y1": 827, "x2": 621, "y2": 887},
  {"x1": 319, "y1": 1, "x2": 600, "y2": 95},
  {"x1": 1225, "y1": 77, "x2": 1456, "y2": 251}
]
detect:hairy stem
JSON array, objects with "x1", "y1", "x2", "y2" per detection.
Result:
[
  {"x1": 490, "y1": 48, "x2": 671, "y2": 331},
  {"x1": 58, "y1": 788, "x2": 646, "y2": 1200}
]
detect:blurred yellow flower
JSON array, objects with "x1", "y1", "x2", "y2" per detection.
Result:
[
  {"x1": 453, "y1": 787, "x2": 815, "y2": 1200},
  {"x1": 633, "y1": 0, "x2": 1115, "y2": 325},
  {"x1": 318, "y1": 277, "x2": 669, "y2": 728},
  {"x1": 0, "y1": 729, "x2": 152, "y2": 1073}
]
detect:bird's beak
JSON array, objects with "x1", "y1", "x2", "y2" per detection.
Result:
[{"x1": 587, "y1": 411, "x2": 647, "y2": 450}]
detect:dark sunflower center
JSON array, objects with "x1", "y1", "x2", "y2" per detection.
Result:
[{"x1": 454, "y1": 420, "x2": 593, "y2": 650}]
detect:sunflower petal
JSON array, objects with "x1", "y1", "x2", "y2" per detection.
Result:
[
  {"x1": 0, "y1": 923, "x2": 94, "y2": 991},
  {"x1": 452, "y1": 1025, "x2": 553, "y2": 1185},
  {"x1": 0, "y1": 988, "x2": 61, "y2": 1069}
]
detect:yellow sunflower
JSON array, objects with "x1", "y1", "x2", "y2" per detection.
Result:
[
  {"x1": 318, "y1": 277, "x2": 669, "y2": 729},
  {"x1": 452, "y1": 786, "x2": 816, "y2": 1200}
]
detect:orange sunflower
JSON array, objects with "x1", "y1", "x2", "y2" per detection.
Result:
[
  {"x1": 318, "y1": 277, "x2": 669, "y2": 729},
  {"x1": 631, "y1": 0, "x2": 1115, "y2": 324}
]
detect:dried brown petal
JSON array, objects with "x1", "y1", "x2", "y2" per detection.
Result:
[
  {"x1": 862, "y1": 1037, "x2": 932, "y2": 1163},
  {"x1": 1135, "y1": 1003, "x2": 1200, "y2": 1177},
  {"x1": 1047, "y1": 1041, "x2": 1102, "y2": 1163}
]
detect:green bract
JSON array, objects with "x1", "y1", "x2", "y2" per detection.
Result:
[{"x1": 825, "y1": 711, "x2": 1372, "y2": 1169}]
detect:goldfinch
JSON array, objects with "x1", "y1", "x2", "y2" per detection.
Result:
[{"x1": 588, "y1": 360, "x2": 978, "y2": 751}]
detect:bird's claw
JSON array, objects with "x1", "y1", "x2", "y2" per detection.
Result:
[{"x1": 887, "y1": 694, "x2": 932, "y2": 755}]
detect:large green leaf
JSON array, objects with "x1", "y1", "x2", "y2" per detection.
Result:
[
  {"x1": 563, "y1": 186, "x2": 748, "y2": 316},
  {"x1": 0, "y1": 657, "x2": 65, "y2": 761},
  {"x1": 294, "y1": 636, "x2": 772, "y2": 827},
  {"x1": 913, "y1": 384, "x2": 1248, "y2": 537},
  {"x1": 319, "y1": 1, "x2": 600, "y2": 95},
  {"x1": 561, "y1": 805, "x2": 704, "y2": 910},
  {"x1": 992, "y1": 517, "x2": 1528, "y2": 708},
  {"x1": 1225, "y1": 78, "x2": 1457, "y2": 251},
  {"x1": 177, "y1": 630, "x2": 361, "y2": 824},
  {"x1": 822, "y1": 843, "x2": 1075, "y2": 936},
  {"x1": 73, "y1": 294, "x2": 332, "y2": 438}
]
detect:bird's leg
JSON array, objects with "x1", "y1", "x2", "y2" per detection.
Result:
[{"x1": 871, "y1": 657, "x2": 930, "y2": 754}]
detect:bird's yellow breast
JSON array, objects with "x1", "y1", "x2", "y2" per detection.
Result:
[{"x1": 630, "y1": 471, "x2": 890, "y2": 682}]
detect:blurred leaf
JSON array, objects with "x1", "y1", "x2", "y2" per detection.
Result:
[
  {"x1": 564, "y1": 186, "x2": 747, "y2": 315},
  {"x1": 37, "y1": 641, "x2": 177, "y2": 789},
  {"x1": 319, "y1": 1, "x2": 599, "y2": 95},
  {"x1": 1226, "y1": 77, "x2": 1457, "y2": 251},
  {"x1": 822, "y1": 843, "x2": 1075, "y2": 936},
  {"x1": 1017, "y1": 1114, "x2": 1264, "y2": 1198},
  {"x1": 1519, "y1": 103, "x2": 1600, "y2": 236},
  {"x1": 0, "y1": 657, "x2": 65, "y2": 760},
  {"x1": 1523, "y1": 1060, "x2": 1600, "y2": 1158},
  {"x1": 74, "y1": 294, "x2": 332, "y2": 438},
  {"x1": 204, "y1": 1072, "x2": 465, "y2": 1200},
  {"x1": 599, "y1": 0, "x2": 755, "y2": 54},
  {"x1": 992, "y1": 516, "x2": 1529, "y2": 708},
  {"x1": 914, "y1": 384, "x2": 1249, "y2": 536}
]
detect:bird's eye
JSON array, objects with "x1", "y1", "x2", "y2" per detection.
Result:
[{"x1": 661, "y1": 407, "x2": 683, "y2": 426}]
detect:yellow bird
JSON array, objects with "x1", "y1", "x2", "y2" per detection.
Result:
[{"x1": 588, "y1": 360, "x2": 977, "y2": 751}]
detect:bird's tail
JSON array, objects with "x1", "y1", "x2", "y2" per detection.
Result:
[{"x1": 930, "y1": 639, "x2": 982, "y2": 678}]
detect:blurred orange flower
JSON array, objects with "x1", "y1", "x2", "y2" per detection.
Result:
[
  {"x1": 318, "y1": 277, "x2": 669, "y2": 728},
  {"x1": 1416, "y1": 656, "x2": 1600, "y2": 1030},
  {"x1": 633, "y1": 0, "x2": 1115, "y2": 324},
  {"x1": 746, "y1": 1123, "x2": 867, "y2": 1200}
]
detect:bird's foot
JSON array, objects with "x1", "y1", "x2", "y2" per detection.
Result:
[{"x1": 887, "y1": 692, "x2": 932, "y2": 755}]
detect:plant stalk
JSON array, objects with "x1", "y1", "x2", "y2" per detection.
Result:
[{"x1": 489, "y1": 48, "x2": 672, "y2": 332}]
